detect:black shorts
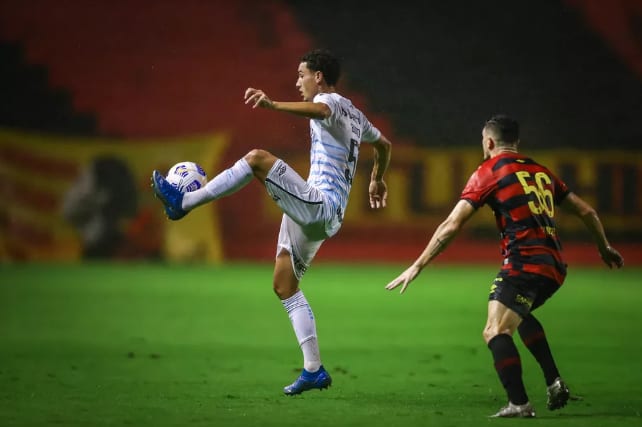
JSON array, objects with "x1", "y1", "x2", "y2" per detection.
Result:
[{"x1": 488, "y1": 271, "x2": 561, "y2": 318}]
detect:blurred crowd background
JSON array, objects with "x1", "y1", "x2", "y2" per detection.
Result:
[{"x1": 1, "y1": 0, "x2": 640, "y2": 264}]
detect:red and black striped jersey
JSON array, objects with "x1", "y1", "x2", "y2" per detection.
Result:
[{"x1": 460, "y1": 153, "x2": 570, "y2": 284}]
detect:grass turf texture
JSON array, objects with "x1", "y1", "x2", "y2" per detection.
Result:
[{"x1": 1, "y1": 263, "x2": 640, "y2": 426}]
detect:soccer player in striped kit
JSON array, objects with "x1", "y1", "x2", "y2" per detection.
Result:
[
  {"x1": 151, "y1": 49, "x2": 392, "y2": 395},
  {"x1": 385, "y1": 114, "x2": 623, "y2": 417}
]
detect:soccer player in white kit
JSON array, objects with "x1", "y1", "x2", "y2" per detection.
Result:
[{"x1": 151, "y1": 49, "x2": 392, "y2": 395}]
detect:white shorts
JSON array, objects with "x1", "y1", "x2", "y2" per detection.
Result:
[
  {"x1": 265, "y1": 159, "x2": 329, "y2": 279},
  {"x1": 276, "y1": 215, "x2": 325, "y2": 279}
]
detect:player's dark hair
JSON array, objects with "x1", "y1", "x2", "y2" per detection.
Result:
[
  {"x1": 485, "y1": 114, "x2": 519, "y2": 145},
  {"x1": 301, "y1": 49, "x2": 341, "y2": 86}
]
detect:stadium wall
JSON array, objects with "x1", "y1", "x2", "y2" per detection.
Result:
[{"x1": 3, "y1": 130, "x2": 639, "y2": 265}]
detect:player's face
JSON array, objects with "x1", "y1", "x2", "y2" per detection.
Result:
[{"x1": 296, "y1": 62, "x2": 319, "y2": 101}]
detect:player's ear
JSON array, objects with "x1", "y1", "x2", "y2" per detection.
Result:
[
  {"x1": 314, "y1": 70, "x2": 323, "y2": 84},
  {"x1": 487, "y1": 137, "x2": 496, "y2": 151}
]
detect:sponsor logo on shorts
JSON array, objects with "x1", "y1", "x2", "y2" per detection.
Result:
[
  {"x1": 515, "y1": 293, "x2": 533, "y2": 308},
  {"x1": 292, "y1": 251, "x2": 308, "y2": 276},
  {"x1": 489, "y1": 277, "x2": 503, "y2": 294}
]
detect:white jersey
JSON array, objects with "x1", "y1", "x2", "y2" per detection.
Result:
[{"x1": 308, "y1": 92, "x2": 381, "y2": 236}]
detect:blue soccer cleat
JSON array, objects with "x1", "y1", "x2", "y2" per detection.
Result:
[
  {"x1": 283, "y1": 366, "x2": 332, "y2": 396},
  {"x1": 151, "y1": 170, "x2": 188, "y2": 220}
]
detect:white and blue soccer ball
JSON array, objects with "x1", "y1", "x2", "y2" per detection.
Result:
[{"x1": 165, "y1": 161, "x2": 207, "y2": 193}]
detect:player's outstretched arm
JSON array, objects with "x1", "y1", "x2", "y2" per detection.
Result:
[
  {"x1": 369, "y1": 135, "x2": 391, "y2": 209},
  {"x1": 385, "y1": 200, "x2": 476, "y2": 293},
  {"x1": 560, "y1": 192, "x2": 624, "y2": 268},
  {"x1": 244, "y1": 87, "x2": 330, "y2": 119},
  {"x1": 385, "y1": 264, "x2": 422, "y2": 295}
]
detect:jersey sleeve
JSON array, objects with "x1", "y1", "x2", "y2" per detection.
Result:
[
  {"x1": 460, "y1": 163, "x2": 495, "y2": 209},
  {"x1": 360, "y1": 113, "x2": 382, "y2": 143},
  {"x1": 313, "y1": 93, "x2": 336, "y2": 123},
  {"x1": 549, "y1": 170, "x2": 571, "y2": 205}
]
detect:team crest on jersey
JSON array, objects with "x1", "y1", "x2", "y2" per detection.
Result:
[{"x1": 277, "y1": 164, "x2": 287, "y2": 176}]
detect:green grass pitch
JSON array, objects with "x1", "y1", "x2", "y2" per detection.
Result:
[{"x1": 1, "y1": 262, "x2": 640, "y2": 426}]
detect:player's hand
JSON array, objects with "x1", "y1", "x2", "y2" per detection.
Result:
[
  {"x1": 599, "y1": 245, "x2": 624, "y2": 269},
  {"x1": 369, "y1": 180, "x2": 388, "y2": 209},
  {"x1": 385, "y1": 264, "x2": 421, "y2": 294},
  {"x1": 244, "y1": 87, "x2": 274, "y2": 109}
]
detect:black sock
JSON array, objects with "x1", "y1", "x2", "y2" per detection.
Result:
[
  {"x1": 488, "y1": 333, "x2": 529, "y2": 405},
  {"x1": 518, "y1": 314, "x2": 560, "y2": 386}
]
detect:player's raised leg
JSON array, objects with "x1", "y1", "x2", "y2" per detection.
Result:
[
  {"x1": 181, "y1": 157, "x2": 254, "y2": 210},
  {"x1": 181, "y1": 149, "x2": 278, "y2": 211},
  {"x1": 151, "y1": 149, "x2": 275, "y2": 220},
  {"x1": 274, "y1": 250, "x2": 332, "y2": 395}
]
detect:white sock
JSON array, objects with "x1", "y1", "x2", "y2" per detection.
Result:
[
  {"x1": 282, "y1": 290, "x2": 321, "y2": 372},
  {"x1": 182, "y1": 158, "x2": 253, "y2": 211}
]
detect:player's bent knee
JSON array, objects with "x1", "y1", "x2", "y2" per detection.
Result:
[
  {"x1": 273, "y1": 282, "x2": 297, "y2": 300},
  {"x1": 483, "y1": 326, "x2": 513, "y2": 344},
  {"x1": 483, "y1": 329, "x2": 495, "y2": 344},
  {"x1": 244, "y1": 149, "x2": 275, "y2": 168},
  {"x1": 244, "y1": 149, "x2": 278, "y2": 181},
  {"x1": 483, "y1": 324, "x2": 501, "y2": 343}
]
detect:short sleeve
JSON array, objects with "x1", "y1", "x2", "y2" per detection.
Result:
[
  {"x1": 313, "y1": 93, "x2": 336, "y2": 117},
  {"x1": 550, "y1": 171, "x2": 570, "y2": 205},
  {"x1": 360, "y1": 114, "x2": 381, "y2": 143},
  {"x1": 460, "y1": 164, "x2": 495, "y2": 209}
]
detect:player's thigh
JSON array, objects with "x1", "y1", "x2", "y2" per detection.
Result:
[
  {"x1": 484, "y1": 300, "x2": 522, "y2": 341},
  {"x1": 265, "y1": 159, "x2": 325, "y2": 229}
]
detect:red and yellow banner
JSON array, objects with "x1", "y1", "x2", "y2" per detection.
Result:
[
  {"x1": 0, "y1": 129, "x2": 228, "y2": 262},
  {"x1": 1, "y1": 129, "x2": 640, "y2": 264}
]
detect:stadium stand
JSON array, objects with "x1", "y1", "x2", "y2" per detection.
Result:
[
  {"x1": 286, "y1": 0, "x2": 642, "y2": 150},
  {"x1": 0, "y1": 41, "x2": 96, "y2": 134}
]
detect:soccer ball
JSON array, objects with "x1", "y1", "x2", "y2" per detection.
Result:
[{"x1": 165, "y1": 161, "x2": 207, "y2": 193}]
